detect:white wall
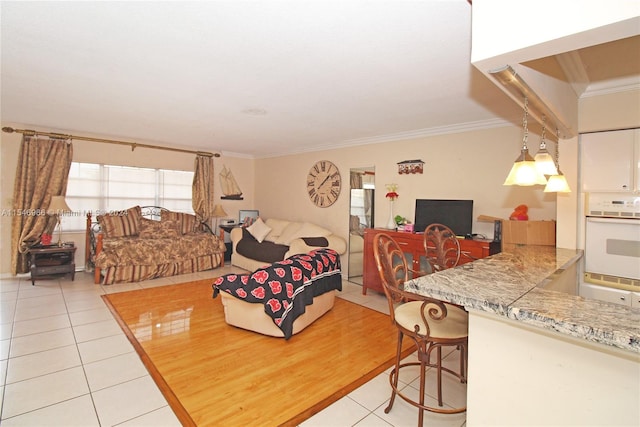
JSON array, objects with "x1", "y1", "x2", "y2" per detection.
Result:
[
  {"x1": 579, "y1": 90, "x2": 640, "y2": 132},
  {"x1": 471, "y1": 0, "x2": 640, "y2": 65}
]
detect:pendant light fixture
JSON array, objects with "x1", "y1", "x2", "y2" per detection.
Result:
[
  {"x1": 534, "y1": 117, "x2": 558, "y2": 176},
  {"x1": 544, "y1": 128, "x2": 571, "y2": 193},
  {"x1": 503, "y1": 97, "x2": 548, "y2": 186}
]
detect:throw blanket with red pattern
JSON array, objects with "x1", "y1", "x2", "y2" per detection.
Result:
[{"x1": 212, "y1": 248, "x2": 342, "y2": 339}]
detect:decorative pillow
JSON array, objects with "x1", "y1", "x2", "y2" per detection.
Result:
[
  {"x1": 138, "y1": 218, "x2": 180, "y2": 239},
  {"x1": 246, "y1": 217, "x2": 272, "y2": 243},
  {"x1": 301, "y1": 237, "x2": 329, "y2": 247},
  {"x1": 263, "y1": 218, "x2": 290, "y2": 242},
  {"x1": 98, "y1": 206, "x2": 142, "y2": 238},
  {"x1": 274, "y1": 222, "x2": 303, "y2": 245},
  {"x1": 237, "y1": 229, "x2": 290, "y2": 263},
  {"x1": 295, "y1": 222, "x2": 332, "y2": 238},
  {"x1": 162, "y1": 211, "x2": 199, "y2": 235}
]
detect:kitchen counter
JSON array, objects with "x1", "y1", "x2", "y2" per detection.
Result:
[
  {"x1": 404, "y1": 244, "x2": 639, "y2": 352},
  {"x1": 404, "y1": 244, "x2": 640, "y2": 426}
]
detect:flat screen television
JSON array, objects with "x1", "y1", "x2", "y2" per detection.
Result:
[{"x1": 414, "y1": 199, "x2": 473, "y2": 236}]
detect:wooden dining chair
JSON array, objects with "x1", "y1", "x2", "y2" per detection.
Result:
[
  {"x1": 423, "y1": 223, "x2": 461, "y2": 272},
  {"x1": 373, "y1": 233, "x2": 468, "y2": 427}
]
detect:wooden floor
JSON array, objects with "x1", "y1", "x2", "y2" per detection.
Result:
[{"x1": 103, "y1": 279, "x2": 414, "y2": 426}]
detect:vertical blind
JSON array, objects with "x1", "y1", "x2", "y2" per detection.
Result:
[{"x1": 63, "y1": 162, "x2": 195, "y2": 231}]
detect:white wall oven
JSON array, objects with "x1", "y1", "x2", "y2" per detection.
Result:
[{"x1": 582, "y1": 193, "x2": 640, "y2": 306}]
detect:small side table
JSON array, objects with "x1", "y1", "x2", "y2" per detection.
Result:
[
  {"x1": 219, "y1": 225, "x2": 242, "y2": 262},
  {"x1": 28, "y1": 244, "x2": 76, "y2": 285}
]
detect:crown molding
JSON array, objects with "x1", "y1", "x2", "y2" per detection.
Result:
[
  {"x1": 255, "y1": 118, "x2": 511, "y2": 159},
  {"x1": 581, "y1": 76, "x2": 640, "y2": 98},
  {"x1": 556, "y1": 51, "x2": 590, "y2": 98}
]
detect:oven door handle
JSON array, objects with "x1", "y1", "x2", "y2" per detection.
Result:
[{"x1": 586, "y1": 217, "x2": 639, "y2": 225}]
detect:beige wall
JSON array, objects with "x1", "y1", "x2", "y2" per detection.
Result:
[
  {"x1": 2, "y1": 121, "x2": 559, "y2": 276},
  {"x1": 254, "y1": 125, "x2": 558, "y2": 250},
  {"x1": 3, "y1": 87, "x2": 637, "y2": 276}
]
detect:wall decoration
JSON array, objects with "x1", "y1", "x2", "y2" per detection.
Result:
[
  {"x1": 219, "y1": 165, "x2": 244, "y2": 200},
  {"x1": 397, "y1": 159, "x2": 424, "y2": 174},
  {"x1": 307, "y1": 160, "x2": 342, "y2": 207}
]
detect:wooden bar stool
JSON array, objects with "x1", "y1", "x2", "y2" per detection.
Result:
[{"x1": 373, "y1": 233, "x2": 467, "y2": 426}]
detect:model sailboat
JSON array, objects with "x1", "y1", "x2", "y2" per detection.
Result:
[{"x1": 219, "y1": 165, "x2": 243, "y2": 200}]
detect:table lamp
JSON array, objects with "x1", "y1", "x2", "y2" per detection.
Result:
[
  {"x1": 47, "y1": 196, "x2": 72, "y2": 246},
  {"x1": 212, "y1": 204, "x2": 228, "y2": 229}
]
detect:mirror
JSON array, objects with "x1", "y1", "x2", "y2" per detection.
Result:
[{"x1": 348, "y1": 167, "x2": 375, "y2": 284}]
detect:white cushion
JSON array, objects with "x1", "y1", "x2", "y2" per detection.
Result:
[
  {"x1": 264, "y1": 218, "x2": 290, "y2": 242},
  {"x1": 275, "y1": 222, "x2": 303, "y2": 245},
  {"x1": 394, "y1": 301, "x2": 468, "y2": 340},
  {"x1": 275, "y1": 222, "x2": 332, "y2": 245},
  {"x1": 295, "y1": 222, "x2": 332, "y2": 238},
  {"x1": 247, "y1": 217, "x2": 272, "y2": 243},
  {"x1": 350, "y1": 234, "x2": 364, "y2": 253}
]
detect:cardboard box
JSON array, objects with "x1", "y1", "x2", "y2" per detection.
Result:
[{"x1": 501, "y1": 220, "x2": 556, "y2": 246}]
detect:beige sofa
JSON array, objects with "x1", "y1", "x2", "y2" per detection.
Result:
[
  {"x1": 230, "y1": 217, "x2": 347, "y2": 272},
  {"x1": 348, "y1": 215, "x2": 365, "y2": 277},
  {"x1": 348, "y1": 233, "x2": 364, "y2": 277}
]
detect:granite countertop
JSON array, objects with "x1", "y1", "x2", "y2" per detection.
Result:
[{"x1": 404, "y1": 244, "x2": 640, "y2": 353}]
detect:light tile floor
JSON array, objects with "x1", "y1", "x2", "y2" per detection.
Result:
[{"x1": 1, "y1": 268, "x2": 466, "y2": 426}]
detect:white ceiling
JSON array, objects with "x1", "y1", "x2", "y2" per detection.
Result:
[{"x1": 1, "y1": 2, "x2": 638, "y2": 158}]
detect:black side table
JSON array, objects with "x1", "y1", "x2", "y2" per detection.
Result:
[
  {"x1": 27, "y1": 244, "x2": 76, "y2": 285},
  {"x1": 219, "y1": 225, "x2": 242, "y2": 262}
]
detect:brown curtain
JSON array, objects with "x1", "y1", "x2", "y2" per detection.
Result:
[
  {"x1": 11, "y1": 136, "x2": 73, "y2": 274},
  {"x1": 350, "y1": 171, "x2": 363, "y2": 189},
  {"x1": 192, "y1": 154, "x2": 215, "y2": 224}
]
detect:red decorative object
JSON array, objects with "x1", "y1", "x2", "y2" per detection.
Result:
[
  {"x1": 385, "y1": 191, "x2": 399, "y2": 200},
  {"x1": 40, "y1": 233, "x2": 52, "y2": 245},
  {"x1": 509, "y1": 204, "x2": 529, "y2": 221},
  {"x1": 385, "y1": 183, "x2": 399, "y2": 201}
]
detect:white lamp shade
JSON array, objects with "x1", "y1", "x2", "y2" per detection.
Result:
[
  {"x1": 534, "y1": 150, "x2": 558, "y2": 176},
  {"x1": 47, "y1": 196, "x2": 72, "y2": 215},
  {"x1": 504, "y1": 150, "x2": 548, "y2": 186},
  {"x1": 544, "y1": 173, "x2": 571, "y2": 193}
]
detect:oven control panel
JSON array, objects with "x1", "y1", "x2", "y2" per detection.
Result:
[{"x1": 586, "y1": 193, "x2": 640, "y2": 218}]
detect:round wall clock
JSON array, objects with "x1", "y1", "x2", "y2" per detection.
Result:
[{"x1": 306, "y1": 160, "x2": 342, "y2": 207}]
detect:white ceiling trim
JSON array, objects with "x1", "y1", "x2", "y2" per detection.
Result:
[
  {"x1": 556, "y1": 51, "x2": 590, "y2": 98},
  {"x1": 252, "y1": 118, "x2": 513, "y2": 159},
  {"x1": 581, "y1": 76, "x2": 640, "y2": 98}
]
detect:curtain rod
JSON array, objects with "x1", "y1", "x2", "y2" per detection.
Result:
[{"x1": 1, "y1": 126, "x2": 220, "y2": 158}]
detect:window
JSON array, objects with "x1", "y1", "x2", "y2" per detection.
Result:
[{"x1": 63, "y1": 162, "x2": 194, "y2": 231}]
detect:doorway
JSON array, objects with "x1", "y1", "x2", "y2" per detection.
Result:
[{"x1": 348, "y1": 167, "x2": 375, "y2": 284}]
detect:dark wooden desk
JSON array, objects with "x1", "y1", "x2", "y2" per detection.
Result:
[
  {"x1": 28, "y1": 244, "x2": 76, "y2": 285},
  {"x1": 362, "y1": 228, "x2": 500, "y2": 295}
]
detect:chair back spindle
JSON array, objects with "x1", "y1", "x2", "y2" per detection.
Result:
[{"x1": 423, "y1": 223, "x2": 460, "y2": 272}]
